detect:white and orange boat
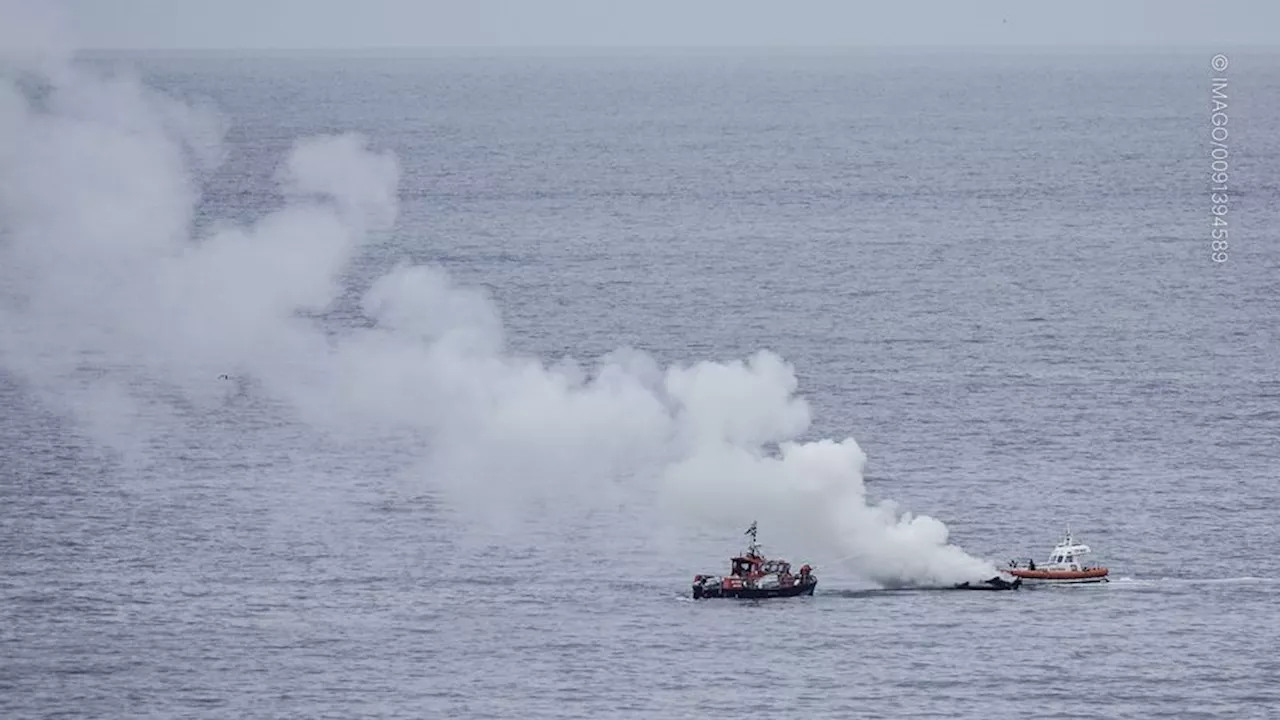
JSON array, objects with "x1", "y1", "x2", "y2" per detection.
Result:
[{"x1": 1007, "y1": 528, "x2": 1109, "y2": 584}]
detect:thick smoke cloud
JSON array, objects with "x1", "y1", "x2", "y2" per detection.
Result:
[{"x1": 0, "y1": 2, "x2": 997, "y2": 587}]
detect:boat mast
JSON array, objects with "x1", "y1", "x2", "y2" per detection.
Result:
[{"x1": 745, "y1": 521, "x2": 760, "y2": 556}]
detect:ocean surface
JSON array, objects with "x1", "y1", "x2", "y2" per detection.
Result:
[{"x1": 3, "y1": 50, "x2": 1280, "y2": 718}]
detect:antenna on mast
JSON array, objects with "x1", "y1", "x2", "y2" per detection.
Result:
[{"x1": 744, "y1": 521, "x2": 759, "y2": 556}]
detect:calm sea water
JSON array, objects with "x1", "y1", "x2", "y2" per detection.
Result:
[{"x1": 4, "y1": 51, "x2": 1280, "y2": 718}]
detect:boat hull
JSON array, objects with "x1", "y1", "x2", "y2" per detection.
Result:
[
  {"x1": 1015, "y1": 575, "x2": 1109, "y2": 584},
  {"x1": 693, "y1": 579, "x2": 816, "y2": 599},
  {"x1": 1008, "y1": 568, "x2": 1109, "y2": 584}
]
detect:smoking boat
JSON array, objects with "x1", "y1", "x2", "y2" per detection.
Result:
[
  {"x1": 953, "y1": 575, "x2": 1022, "y2": 591},
  {"x1": 691, "y1": 522, "x2": 817, "y2": 599},
  {"x1": 1006, "y1": 528, "x2": 1109, "y2": 584}
]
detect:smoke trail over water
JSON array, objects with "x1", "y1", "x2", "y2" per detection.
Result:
[{"x1": 0, "y1": 4, "x2": 997, "y2": 587}]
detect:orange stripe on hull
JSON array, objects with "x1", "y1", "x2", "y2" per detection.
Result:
[{"x1": 1008, "y1": 568, "x2": 1109, "y2": 580}]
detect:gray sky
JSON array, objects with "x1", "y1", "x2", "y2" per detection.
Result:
[{"x1": 56, "y1": 0, "x2": 1280, "y2": 50}]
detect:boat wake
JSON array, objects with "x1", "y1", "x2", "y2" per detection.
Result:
[
  {"x1": 1084, "y1": 575, "x2": 1280, "y2": 594},
  {"x1": 1145, "y1": 576, "x2": 1280, "y2": 586}
]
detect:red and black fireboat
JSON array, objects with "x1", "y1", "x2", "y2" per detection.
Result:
[{"x1": 692, "y1": 522, "x2": 817, "y2": 599}]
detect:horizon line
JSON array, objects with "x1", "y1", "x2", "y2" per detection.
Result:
[{"x1": 75, "y1": 43, "x2": 1280, "y2": 56}]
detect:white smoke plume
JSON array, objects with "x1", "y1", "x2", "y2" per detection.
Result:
[{"x1": 0, "y1": 3, "x2": 998, "y2": 588}]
